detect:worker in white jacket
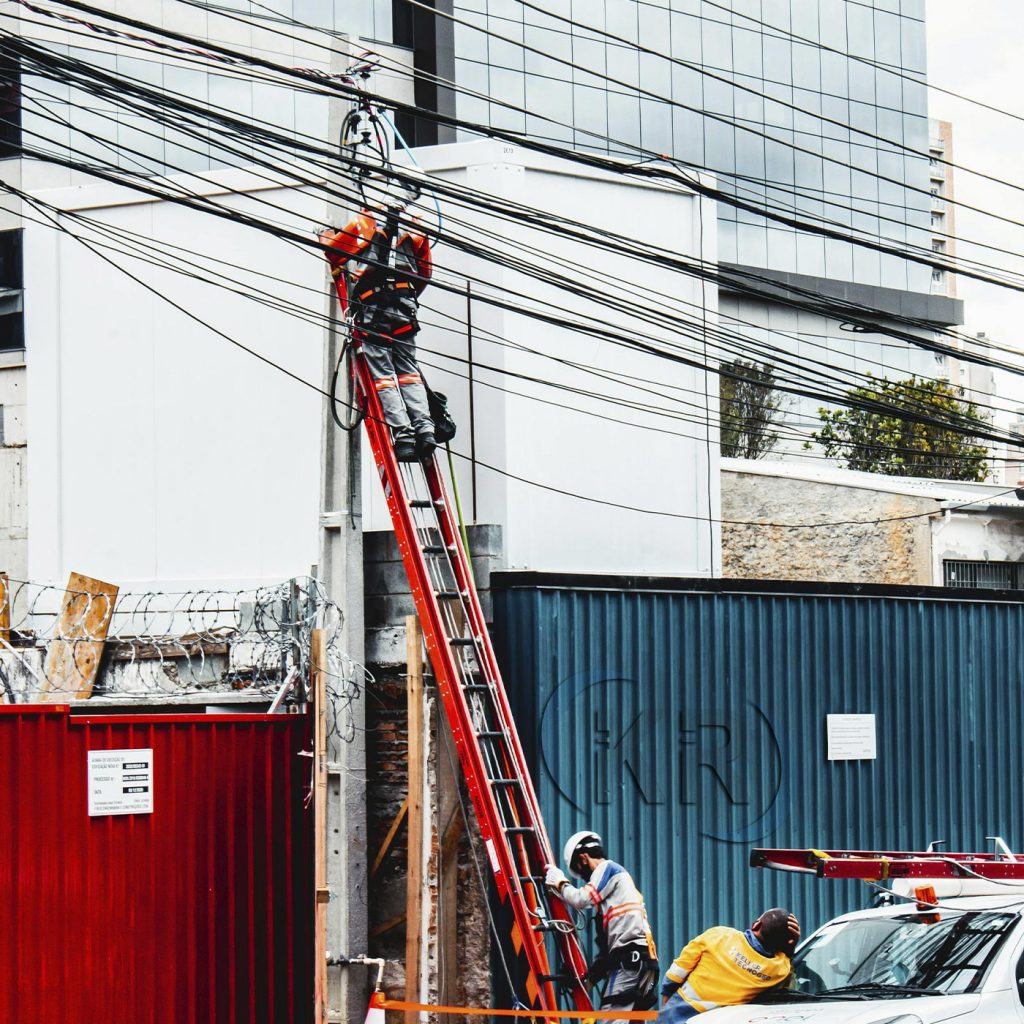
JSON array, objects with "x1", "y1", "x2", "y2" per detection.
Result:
[{"x1": 545, "y1": 831, "x2": 659, "y2": 1023}]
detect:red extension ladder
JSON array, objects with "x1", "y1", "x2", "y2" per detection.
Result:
[{"x1": 345, "y1": 328, "x2": 592, "y2": 1011}]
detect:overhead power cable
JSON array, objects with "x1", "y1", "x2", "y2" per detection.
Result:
[
  {"x1": 8, "y1": 48, "x2": 1024, "y2": 448},
  {"x1": 508, "y1": 0, "x2": 1024, "y2": 206},
  {"x1": 696, "y1": 0, "x2": 1024, "y2": 129},
  {"x1": 8, "y1": 9, "x2": 1024, "y2": 444},
  {"x1": 10, "y1": 175, "x2": 1015, "y2": 530},
  {"x1": 25, "y1": 0, "x2": 1024, "y2": 301},
  {"x1": 29, "y1": 184, "x2": 1015, "y2": 469},
  {"x1": 10, "y1": 32, "x2": 1023, "y2": 389},
  {"x1": 158, "y1": 0, "x2": 1024, "y2": 280},
  {"x1": 394, "y1": 0, "x2": 1024, "y2": 235}
]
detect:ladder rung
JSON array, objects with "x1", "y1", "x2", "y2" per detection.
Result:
[
  {"x1": 519, "y1": 873, "x2": 544, "y2": 883},
  {"x1": 422, "y1": 545, "x2": 446, "y2": 555},
  {"x1": 463, "y1": 684, "x2": 490, "y2": 694},
  {"x1": 489, "y1": 778, "x2": 521, "y2": 787},
  {"x1": 476, "y1": 730, "x2": 507, "y2": 739},
  {"x1": 450, "y1": 637, "x2": 477, "y2": 647},
  {"x1": 436, "y1": 590, "x2": 461, "y2": 600},
  {"x1": 505, "y1": 826, "x2": 536, "y2": 835},
  {"x1": 410, "y1": 499, "x2": 434, "y2": 509}
]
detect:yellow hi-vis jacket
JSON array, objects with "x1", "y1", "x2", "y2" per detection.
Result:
[{"x1": 663, "y1": 927, "x2": 791, "y2": 1013}]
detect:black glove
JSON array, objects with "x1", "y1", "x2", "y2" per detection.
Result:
[{"x1": 585, "y1": 955, "x2": 610, "y2": 986}]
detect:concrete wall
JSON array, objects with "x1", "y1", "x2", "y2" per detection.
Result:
[
  {"x1": 363, "y1": 142, "x2": 722, "y2": 576},
  {"x1": 721, "y1": 470, "x2": 935, "y2": 584},
  {"x1": 364, "y1": 524, "x2": 497, "y2": 1006},
  {"x1": 931, "y1": 511, "x2": 1024, "y2": 581},
  {"x1": 23, "y1": 171, "x2": 328, "y2": 591},
  {"x1": 0, "y1": 364, "x2": 27, "y2": 583}
]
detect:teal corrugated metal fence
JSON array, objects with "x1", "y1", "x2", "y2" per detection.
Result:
[{"x1": 493, "y1": 578, "x2": 1024, "y2": 962}]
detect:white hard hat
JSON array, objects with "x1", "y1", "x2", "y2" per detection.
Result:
[{"x1": 563, "y1": 830, "x2": 603, "y2": 876}]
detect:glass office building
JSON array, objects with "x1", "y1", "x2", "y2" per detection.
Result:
[{"x1": 450, "y1": 0, "x2": 935, "y2": 296}]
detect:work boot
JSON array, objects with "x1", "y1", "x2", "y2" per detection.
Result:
[
  {"x1": 416, "y1": 432, "x2": 437, "y2": 461},
  {"x1": 394, "y1": 436, "x2": 417, "y2": 462}
]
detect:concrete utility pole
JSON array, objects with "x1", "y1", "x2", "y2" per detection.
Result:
[{"x1": 319, "y1": 37, "x2": 367, "y2": 1024}]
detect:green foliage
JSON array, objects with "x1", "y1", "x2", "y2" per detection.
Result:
[
  {"x1": 720, "y1": 359, "x2": 783, "y2": 460},
  {"x1": 808, "y1": 375, "x2": 990, "y2": 481}
]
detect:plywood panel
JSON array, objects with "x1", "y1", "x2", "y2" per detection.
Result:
[{"x1": 37, "y1": 571, "x2": 118, "y2": 702}]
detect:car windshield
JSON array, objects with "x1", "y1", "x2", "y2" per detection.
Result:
[{"x1": 781, "y1": 910, "x2": 1018, "y2": 1000}]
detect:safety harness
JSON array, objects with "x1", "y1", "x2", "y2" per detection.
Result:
[{"x1": 347, "y1": 211, "x2": 424, "y2": 338}]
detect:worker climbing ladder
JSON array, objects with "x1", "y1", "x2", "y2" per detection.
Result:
[
  {"x1": 350, "y1": 338, "x2": 592, "y2": 1011},
  {"x1": 324, "y1": 58, "x2": 591, "y2": 1009}
]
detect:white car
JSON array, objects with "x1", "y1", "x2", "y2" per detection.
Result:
[{"x1": 703, "y1": 884, "x2": 1024, "y2": 1023}]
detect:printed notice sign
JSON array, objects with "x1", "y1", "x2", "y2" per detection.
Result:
[
  {"x1": 88, "y1": 748, "x2": 153, "y2": 816},
  {"x1": 826, "y1": 714, "x2": 877, "y2": 761}
]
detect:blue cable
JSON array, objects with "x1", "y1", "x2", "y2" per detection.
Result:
[{"x1": 379, "y1": 109, "x2": 445, "y2": 246}]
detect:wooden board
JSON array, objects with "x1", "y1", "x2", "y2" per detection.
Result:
[
  {"x1": 405, "y1": 616, "x2": 425, "y2": 1024},
  {"x1": 37, "y1": 572, "x2": 118, "y2": 702},
  {"x1": 0, "y1": 572, "x2": 9, "y2": 646},
  {"x1": 312, "y1": 629, "x2": 329, "y2": 1024},
  {"x1": 370, "y1": 797, "x2": 408, "y2": 881}
]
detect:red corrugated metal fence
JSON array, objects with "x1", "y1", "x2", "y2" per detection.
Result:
[{"x1": 0, "y1": 705, "x2": 313, "y2": 1023}]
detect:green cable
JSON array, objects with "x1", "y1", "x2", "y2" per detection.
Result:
[{"x1": 446, "y1": 442, "x2": 475, "y2": 586}]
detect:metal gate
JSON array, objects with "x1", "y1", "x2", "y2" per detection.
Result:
[{"x1": 0, "y1": 705, "x2": 313, "y2": 1023}]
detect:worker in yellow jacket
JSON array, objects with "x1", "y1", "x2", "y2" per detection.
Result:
[{"x1": 656, "y1": 909, "x2": 800, "y2": 1021}]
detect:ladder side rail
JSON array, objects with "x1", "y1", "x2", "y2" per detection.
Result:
[
  {"x1": 356, "y1": 368, "x2": 518, "y2": 896},
  {"x1": 355, "y1": 359, "x2": 563, "y2": 1009},
  {"x1": 399, "y1": 463, "x2": 589, "y2": 1005},
  {"x1": 422, "y1": 461, "x2": 592, "y2": 999},
  {"x1": 424, "y1": 461, "x2": 553, "y2": 844}
]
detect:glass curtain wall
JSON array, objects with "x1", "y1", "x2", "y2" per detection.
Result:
[{"x1": 452, "y1": 0, "x2": 932, "y2": 292}]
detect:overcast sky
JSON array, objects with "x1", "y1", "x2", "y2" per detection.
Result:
[{"x1": 927, "y1": 0, "x2": 1024, "y2": 419}]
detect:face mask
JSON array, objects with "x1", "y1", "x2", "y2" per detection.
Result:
[{"x1": 575, "y1": 858, "x2": 593, "y2": 882}]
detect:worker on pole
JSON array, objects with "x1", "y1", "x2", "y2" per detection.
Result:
[
  {"x1": 657, "y1": 909, "x2": 800, "y2": 1021},
  {"x1": 545, "y1": 831, "x2": 659, "y2": 1022},
  {"x1": 320, "y1": 168, "x2": 436, "y2": 462}
]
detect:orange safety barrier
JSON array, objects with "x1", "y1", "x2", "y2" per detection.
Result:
[{"x1": 382, "y1": 1000, "x2": 658, "y2": 1020}]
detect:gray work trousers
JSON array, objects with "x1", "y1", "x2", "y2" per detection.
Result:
[
  {"x1": 601, "y1": 965, "x2": 658, "y2": 1024},
  {"x1": 362, "y1": 333, "x2": 433, "y2": 443}
]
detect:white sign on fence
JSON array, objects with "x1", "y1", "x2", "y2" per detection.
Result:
[
  {"x1": 826, "y1": 714, "x2": 877, "y2": 761},
  {"x1": 87, "y1": 748, "x2": 154, "y2": 816}
]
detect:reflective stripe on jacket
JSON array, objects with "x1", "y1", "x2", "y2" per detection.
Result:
[
  {"x1": 557, "y1": 860, "x2": 658, "y2": 960},
  {"x1": 662, "y1": 927, "x2": 790, "y2": 1013}
]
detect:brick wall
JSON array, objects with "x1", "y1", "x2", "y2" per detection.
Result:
[{"x1": 364, "y1": 524, "x2": 501, "y2": 1007}]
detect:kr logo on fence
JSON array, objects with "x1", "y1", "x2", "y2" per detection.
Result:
[{"x1": 538, "y1": 672, "x2": 789, "y2": 843}]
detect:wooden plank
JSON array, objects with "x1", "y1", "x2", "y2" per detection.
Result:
[
  {"x1": 370, "y1": 797, "x2": 408, "y2": 881},
  {"x1": 0, "y1": 573, "x2": 9, "y2": 704},
  {"x1": 37, "y1": 572, "x2": 118, "y2": 702},
  {"x1": 0, "y1": 572, "x2": 9, "y2": 645},
  {"x1": 370, "y1": 912, "x2": 406, "y2": 939},
  {"x1": 312, "y1": 629, "x2": 329, "y2": 1024},
  {"x1": 439, "y1": 811, "x2": 463, "y2": 1011},
  {"x1": 405, "y1": 615, "x2": 425, "y2": 1024}
]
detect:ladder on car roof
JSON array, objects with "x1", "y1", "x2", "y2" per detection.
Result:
[
  {"x1": 339, "y1": 321, "x2": 592, "y2": 1011},
  {"x1": 751, "y1": 845, "x2": 1024, "y2": 882}
]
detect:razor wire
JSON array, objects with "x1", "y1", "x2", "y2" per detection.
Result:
[{"x1": 0, "y1": 575, "x2": 366, "y2": 738}]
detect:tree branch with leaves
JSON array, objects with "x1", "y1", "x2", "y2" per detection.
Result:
[
  {"x1": 719, "y1": 359, "x2": 783, "y2": 460},
  {"x1": 809, "y1": 375, "x2": 990, "y2": 481}
]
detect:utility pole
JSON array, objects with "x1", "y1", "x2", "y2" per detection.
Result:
[{"x1": 319, "y1": 36, "x2": 367, "y2": 1024}]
